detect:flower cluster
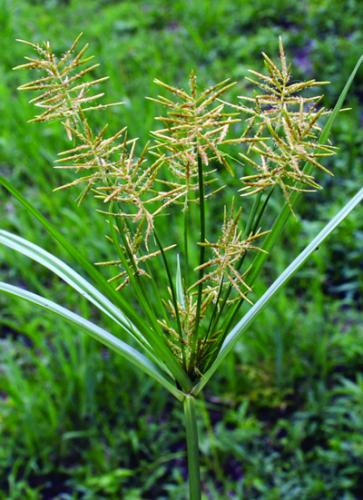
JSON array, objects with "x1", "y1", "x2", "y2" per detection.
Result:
[
  {"x1": 15, "y1": 35, "x2": 176, "y2": 283},
  {"x1": 193, "y1": 206, "x2": 268, "y2": 304},
  {"x1": 149, "y1": 72, "x2": 241, "y2": 203},
  {"x1": 236, "y1": 38, "x2": 335, "y2": 205}
]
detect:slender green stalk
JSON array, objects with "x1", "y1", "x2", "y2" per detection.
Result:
[
  {"x1": 183, "y1": 395, "x2": 201, "y2": 500},
  {"x1": 244, "y1": 191, "x2": 263, "y2": 238},
  {"x1": 205, "y1": 188, "x2": 273, "y2": 357},
  {"x1": 184, "y1": 191, "x2": 190, "y2": 288},
  {"x1": 193, "y1": 155, "x2": 206, "y2": 343},
  {"x1": 203, "y1": 277, "x2": 225, "y2": 348},
  {"x1": 192, "y1": 186, "x2": 363, "y2": 395},
  {"x1": 154, "y1": 230, "x2": 187, "y2": 369}
]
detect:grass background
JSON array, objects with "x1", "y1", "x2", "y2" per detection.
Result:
[{"x1": 0, "y1": 0, "x2": 363, "y2": 498}]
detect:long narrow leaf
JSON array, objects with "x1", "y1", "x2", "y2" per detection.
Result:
[
  {"x1": 0, "y1": 281, "x2": 184, "y2": 401},
  {"x1": 0, "y1": 229, "x2": 171, "y2": 374},
  {"x1": 176, "y1": 254, "x2": 186, "y2": 309},
  {"x1": 193, "y1": 187, "x2": 363, "y2": 395},
  {"x1": 0, "y1": 177, "x2": 192, "y2": 391},
  {"x1": 0, "y1": 176, "x2": 149, "y2": 334},
  {"x1": 0, "y1": 230, "x2": 146, "y2": 345}
]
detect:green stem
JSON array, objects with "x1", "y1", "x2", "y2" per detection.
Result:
[
  {"x1": 183, "y1": 395, "x2": 201, "y2": 500},
  {"x1": 207, "y1": 189, "x2": 272, "y2": 345},
  {"x1": 244, "y1": 190, "x2": 263, "y2": 238},
  {"x1": 154, "y1": 230, "x2": 187, "y2": 369},
  {"x1": 184, "y1": 191, "x2": 190, "y2": 288},
  {"x1": 193, "y1": 155, "x2": 206, "y2": 342}
]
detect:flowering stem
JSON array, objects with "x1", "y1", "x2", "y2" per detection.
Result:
[
  {"x1": 154, "y1": 230, "x2": 187, "y2": 369},
  {"x1": 183, "y1": 395, "x2": 201, "y2": 500},
  {"x1": 192, "y1": 154, "x2": 206, "y2": 365},
  {"x1": 203, "y1": 193, "x2": 263, "y2": 344},
  {"x1": 184, "y1": 201, "x2": 190, "y2": 288},
  {"x1": 215, "y1": 188, "x2": 275, "y2": 341},
  {"x1": 202, "y1": 189, "x2": 274, "y2": 369},
  {"x1": 244, "y1": 191, "x2": 263, "y2": 238}
]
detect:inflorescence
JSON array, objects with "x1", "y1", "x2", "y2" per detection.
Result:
[{"x1": 15, "y1": 35, "x2": 335, "y2": 374}]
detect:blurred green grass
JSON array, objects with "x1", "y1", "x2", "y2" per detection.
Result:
[{"x1": 0, "y1": 0, "x2": 362, "y2": 498}]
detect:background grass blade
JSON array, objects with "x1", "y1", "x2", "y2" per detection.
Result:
[
  {"x1": 0, "y1": 281, "x2": 184, "y2": 401},
  {"x1": 193, "y1": 186, "x2": 363, "y2": 395},
  {"x1": 319, "y1": 55, "x2": 363, "y2": 144}
]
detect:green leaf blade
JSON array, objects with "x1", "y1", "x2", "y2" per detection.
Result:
[
  {"x1": 193, "y1": 187, "x2": 363, "y2": 395},
  {"x1": 0, "y1": 281, "x2": 184, "y2": 401},
  {"x1": 0, "y1": 176, "x2": 192, "y2": 392},
  {"x1": 0, "y1": 229, "x2": 146, "y2": 344}
]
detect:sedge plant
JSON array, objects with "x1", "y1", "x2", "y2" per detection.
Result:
[{"x1": 1, "y1": 35, "x2": 362, "y2": 498}]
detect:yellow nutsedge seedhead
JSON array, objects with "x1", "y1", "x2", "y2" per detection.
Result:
[
  {"x1": 15, "y1": 34, "x2": 120, "y2": 134},
  {"x1": 192, "y1": 205, "x2": 269, "y2": 304},
  {"x1": 15, "y1": 34, "x2": 183, "y2": 282},
  {"x1": 237, "y1": 37, "x2": 336, "y2": 206},
  {"x1": 17, "y1": 33, "x2": 339, "y2": 377},
  {"x1": 149, "y1": 72, "x2": 241, "y2": 202}
]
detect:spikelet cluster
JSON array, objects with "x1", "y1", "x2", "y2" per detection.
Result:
[
  {"x1": 149, "y1": 73, "x2": 242, "y2": 203},
  {"x1": 15, "y1": 35, "x2": 176, "y2": 285},
  {"x1": 237, "y1": 38, "x2": 335, "y2": 204},
  {"x1": 193, "y1": 206, "x2": 268, "y2": 304},
  {"x1": 158, "y1": 205, "x2": 267, "y2": 371},
  {"x1": 159, "y1": 289, "x2": 215, "y2": 369},
  {"x1": 15, "y1": 35, "x2": 114, "y2": 132}
]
